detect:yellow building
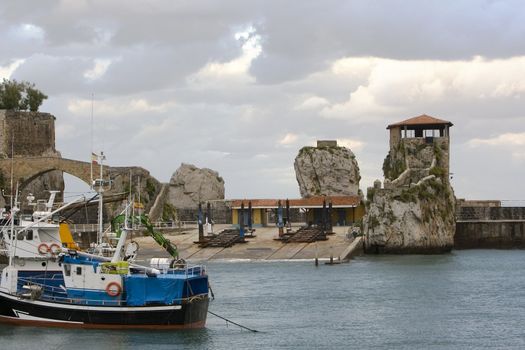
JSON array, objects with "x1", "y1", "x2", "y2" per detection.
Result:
[{"x1": 231, "y1": 196, "x2": 364, "y2": 227}]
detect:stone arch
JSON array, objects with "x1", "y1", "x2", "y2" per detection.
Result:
[{"x1": 0, "y1": 157, "x2": 96, "y2": 192}]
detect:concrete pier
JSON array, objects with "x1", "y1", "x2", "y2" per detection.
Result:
[
  {"x1": 455, "y1": 207, "x2": 525, "y2": 249},
  {"x1": 134, "y1": 225, "x2": 363, "y2": 262}
]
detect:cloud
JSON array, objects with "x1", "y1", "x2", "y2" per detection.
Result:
[
  {"x1": 279, "y1": 133, "x2": 298, "y2": 145},
  {"x1": 83, "y1": 58, "x2": 114, "y2": 80},
  {"x1": 294, "y1": 96, "x2": 329, "y2": 110},
  {"x1": 468, "y1": 132, "x2": 525, "y2": 147},
  {"x1": 0, "y1": 59, "x2": 25, "y2": 79},
  {"x1": 188, "y1": 25, "x2": 262, "y2": 87},
  {"x1": 2, "y1": 1, "x2": 525, "y2": 199},
  {"x1": 468, "y1": 132, "x2": 525, "y2": 161},
  {"x1": 67, "y1": 97, "x2": 175, "y2": 116},
  {"x1": 319, "y1": 56, "x2": 525, "y2": 122},
  {"x1": 337, "y1": 138, "x2": 364, "y2": 151},
  {"x1": 8, "y1": 23, "x2": 45, "y2": 41}
]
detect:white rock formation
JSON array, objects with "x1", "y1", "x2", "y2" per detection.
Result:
[
  {"x1": 364, "y1": 179, "x2": 455, "y2": 253},
  {"x1": 294, "y1": 145, "x2": 361, "y2": 197},
  {"x1": 168, "y1": 163, "x2": 225, "y2": 209}
]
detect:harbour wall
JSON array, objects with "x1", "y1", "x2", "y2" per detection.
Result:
[{"x1": 455, "y1": 207, "x2": 525, "y2": 249}]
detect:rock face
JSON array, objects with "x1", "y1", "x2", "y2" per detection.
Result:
[
  {"x1": 22, "y1": 170, "x2": 65, "y2": 202},
  {"x1": 106, "y1": 167, "x2": 162, "y2": 219},
  {"x1": 167, "y1": 163, "x2": 225, "y2": 209},
  {"x1": 294, "y1": 142, "x2": 360, "y2": 197},
  {"x1": 364, "y1": 138, "x2": 456, "y2": 253}
]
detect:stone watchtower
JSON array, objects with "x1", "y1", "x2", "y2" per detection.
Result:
[
  {"x1": 384, "y1": 114, "x2": 453, "y2": 185},
  {"x1": 363, "y1": 114, "x2": 456, "y2": 254}
]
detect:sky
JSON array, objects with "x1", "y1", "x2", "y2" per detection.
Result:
[{"x1": 1, "y1": 0, "x2": 524, "y2": 202}]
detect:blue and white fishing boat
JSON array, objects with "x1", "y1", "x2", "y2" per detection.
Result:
[{"x1": 0, "y1": 192, "x2": 210, "y2": 329}]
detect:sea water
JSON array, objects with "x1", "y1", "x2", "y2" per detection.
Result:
[{"x1": 1, "y1": 250, "x2": 525, "y2": 349}]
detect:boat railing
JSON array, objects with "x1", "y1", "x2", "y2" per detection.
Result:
[
  {"x1": 130, "y1": 264, "x2": 206, "y2": 277},
  {"x1": 182, "y1": 265, "x2": 206, "y2": 277},
  {"x1": 15, "y1": 282, "x2": 207, "y2": 307},
  {"x1": 17, "y1": 277, "x2": 67, "y2": 295}
]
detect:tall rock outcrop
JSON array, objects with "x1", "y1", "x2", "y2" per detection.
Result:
[
  {"x1": 294, "y1": 140, "x2": 360, "y2": 198},
  {"x1": 363, "y1": 116, "x2": 456, "y2": 254},
  {"x1": 167, "y1": 163, "x2": 225, "y2": 209}
]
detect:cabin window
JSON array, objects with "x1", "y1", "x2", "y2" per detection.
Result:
[
  {"x1": 76, "y1": 266, "x2": 82, "y2": 275},
  {"x1": 64, "y1": 264, "x2": 71, "y2": 276},
  {"x1": 26, "y1": 230, "x2": 33, "y2": 240},
  {"x1": 425, "y1": 129, "x2": 439, "y2": 137},
  {"x1": 402, "y1": 129, "x2": 415, "y2": 138},
  {"x1": 17, "y1": 232, "x2": 25, "y2": 240}
]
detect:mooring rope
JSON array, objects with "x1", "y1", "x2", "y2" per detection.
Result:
[{"x1": 207, "y1": 310, "x2": 259, "y2": 333}]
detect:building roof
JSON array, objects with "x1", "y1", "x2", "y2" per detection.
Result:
[
  {"x1": 231, "y1": 195, "x2": 362, "y2": 209},
  {"x1": 387, "y1": 114, "x2": 453, "y2": 129}
]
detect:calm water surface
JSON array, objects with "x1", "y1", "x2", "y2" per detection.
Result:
[{"x1": 1, "y1": 250, "x2": 525, "y2": 349}]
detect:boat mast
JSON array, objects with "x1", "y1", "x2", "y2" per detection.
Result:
[
  {"x1": 8, "y1": 183, "x2": 18, "y2": 268},
  {"x1": 97, "y1": 151, "x2": 106, "y2": 248},
  {"x1": 111, "y1": 200, "x2": 131, "y2": 263}
]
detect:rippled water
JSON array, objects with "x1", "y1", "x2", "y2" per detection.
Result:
[{"x1": 2, "y1": 250, "x2": 525, "y2": 349}]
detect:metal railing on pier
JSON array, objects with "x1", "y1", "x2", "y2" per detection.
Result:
[{"x1": 68, "y1": 221, "x2": 199, "y2": 233}]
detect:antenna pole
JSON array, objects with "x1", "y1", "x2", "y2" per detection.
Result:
[
  {"x1": 8, "y1": 183, "x2": 19, "y2": 267},
  {"x1": 97, "y1": 152, "x2": 104, "y2": 247},
  {"x1": 10, "y1": 134, "x2": 14, "y2": 210},
  {"x1": 90, "y1": 93, "x2": 94, "y2": 189}
]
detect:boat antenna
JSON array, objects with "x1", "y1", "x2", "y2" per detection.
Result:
[
  {"x1": 97, "y1": 151, "x2": 106, "y2": 249},
  {"x1": 90, "y1": 93, "x2": 94, "y2": 190},
  {"x1": 10, "y1": 133, "x2": 14, "y2": 210},
  {"x1": 8, "y1": 182, "x2": 19, "y2": 268}
]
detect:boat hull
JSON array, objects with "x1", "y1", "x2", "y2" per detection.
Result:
[{"x1": 0, "y1": 291, "x2": 209, "y2": 329}]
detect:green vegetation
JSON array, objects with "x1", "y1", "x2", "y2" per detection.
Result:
[
  {"x1": 0, "y1": 79, "x2": 47, "y2": 111},
  {"x1": 394, "y1": 186, "x2": 419, "y2": 203},
  {"x1": 383, "y1": 142, "x2": 407, "y2": 180},
  {"x1": 416, "y1": 143, "x2": 429, "y2": 153},
  {"x1": 145, "y1": 178, "x2": 157, "y2": 198},
  {"x1": 429, "y1": 166, "x2": 446, "y2": 178},
  {"x1": 162, "y1": 203, "x2": 177, "y2": 221},
  {"x1": 298, "y1": 146, "x2": 315, "y2": 157},
  {"x1": 433, "y1": 142, "x2": 443, "y2": 164},
  {"x1": 383, "y1": 152, "x2": 406, "y2": 180},
  {"x1": 366, "y1": 187, "x2": 376, "y2": 202},
  {"x1": 394, "y1": 176, "x2": 450, "y2": 205}
]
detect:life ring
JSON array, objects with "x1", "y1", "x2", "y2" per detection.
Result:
[
  {"x1": 49, "y1": 243, "x2": 61, "y2": 255},
  {"x1": 37, "y1": 243, "x2": 49, "y2": 255},
  {"x1": 105, "y1": 282, "x2": 122, "y2": 297}
]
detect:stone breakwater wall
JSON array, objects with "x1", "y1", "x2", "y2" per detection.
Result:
[{"x1": 455, "y1": 207, "x2": 525, "y2": 249}]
